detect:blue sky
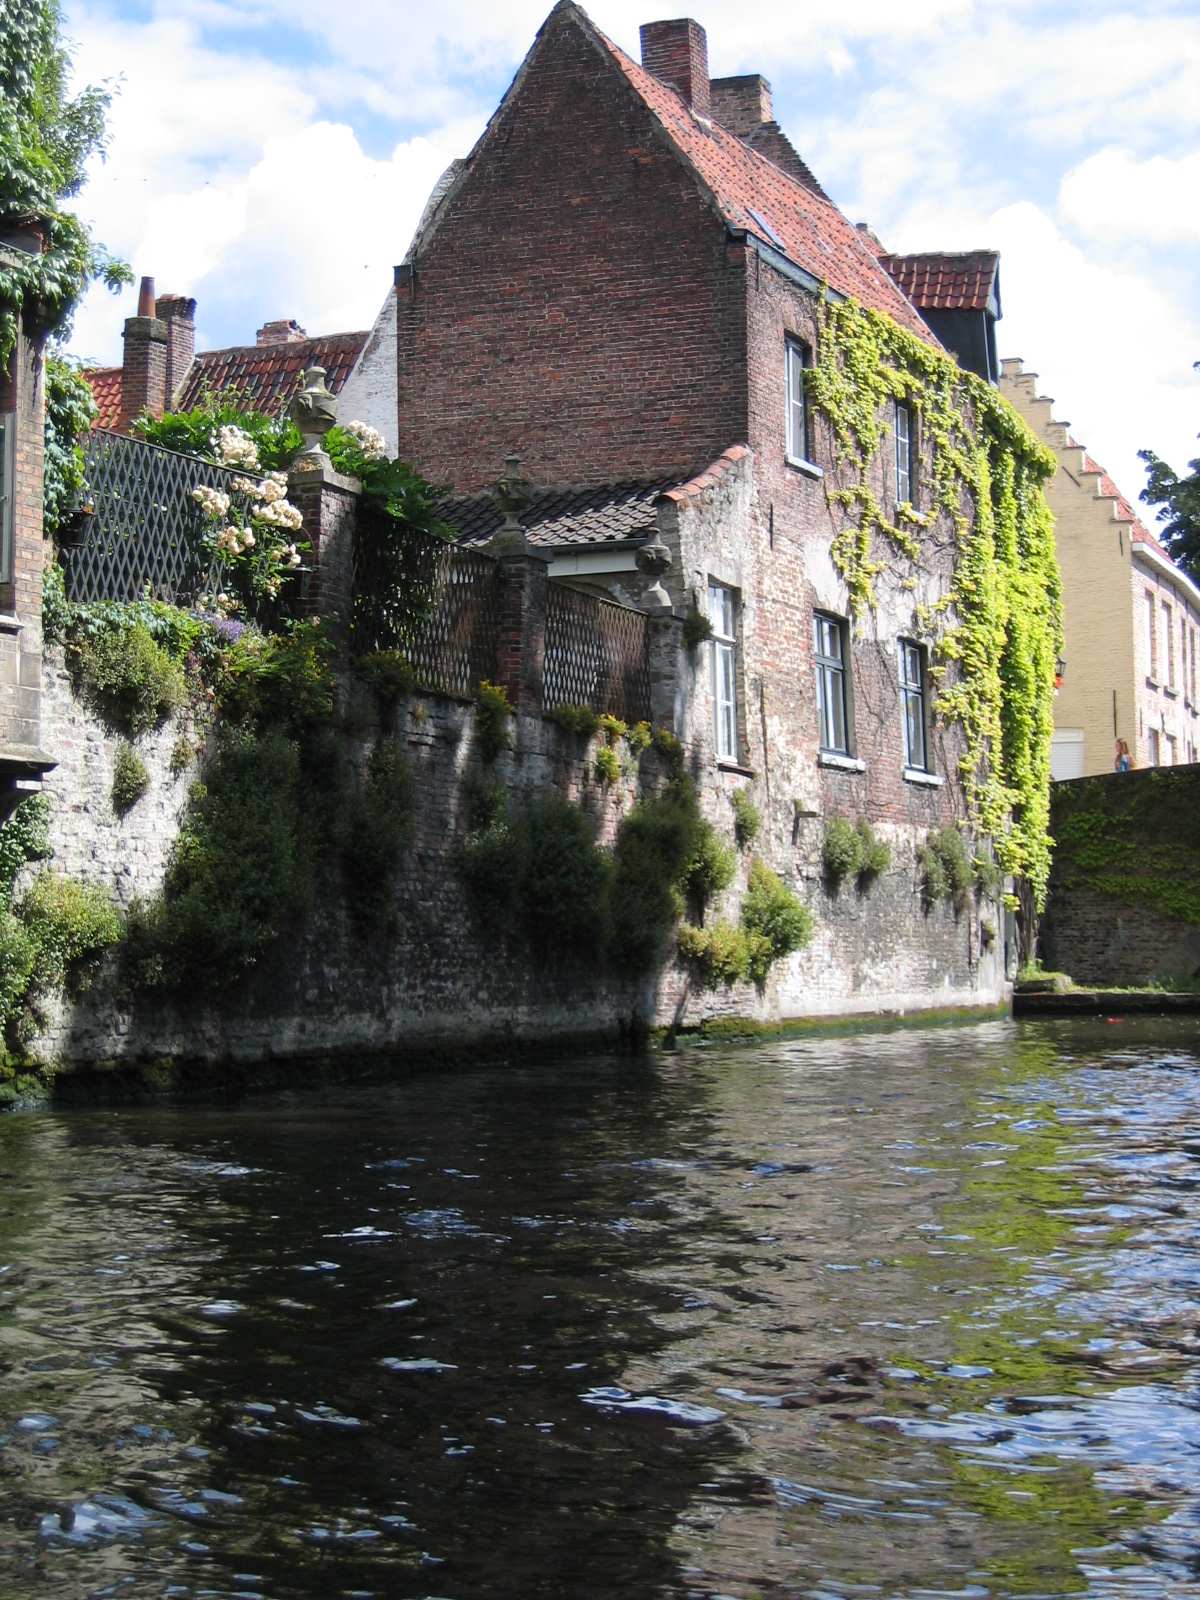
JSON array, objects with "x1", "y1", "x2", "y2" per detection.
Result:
[{"x1": 63, "y1": 0, "x2": 1200, "y2": 508}]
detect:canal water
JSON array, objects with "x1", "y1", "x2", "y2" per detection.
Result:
[{"x1": 3, "y1": 1019, "x2": 1200, "y2": 1599}]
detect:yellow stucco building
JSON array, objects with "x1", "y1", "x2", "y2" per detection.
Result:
[{"x1": 1001, "y1": 358, "x2": 1200, "y2": 776}]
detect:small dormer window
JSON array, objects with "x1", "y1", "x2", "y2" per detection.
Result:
[{"x1": 894, "y1": 401, "x2": 912, "y2": 506}]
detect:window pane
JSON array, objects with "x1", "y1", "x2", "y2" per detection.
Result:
[
  {"x1": 0, "y1": 416, "x2": 11, "y2": 587},
  {"x1": 787, "y1": 343, "x2": 807, "y2": 460},
  {"x1": 895, "y1": 403, "x2": 911, "y2": 504}
]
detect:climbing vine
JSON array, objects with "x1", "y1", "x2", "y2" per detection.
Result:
[{"x1": 807, "y1": 295, "x2": 1062, "y2": 907}]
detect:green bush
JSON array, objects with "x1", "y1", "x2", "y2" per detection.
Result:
[
  {"x1": 0, "y1": 794, "x2": 51, "y2": 901},
  {"x1": 551, "y1": 702, "x2": 600, "y2": 739},
  {"x1": 169, "y1": 735, "x2": 195, "y2": 778},
  {"x1": 358, "y1": 649, "x2": 418, "y2": 717},
  {"x1": 595, "y1": 745, "x2": 621, "y2": 785},
  {"x1": 458, "y1": 793, "x2": 610, "y2": 959},
  {"x1": 598, "y1": 714, "x2": 627, "y2": 746},
  {"x1": 823, "y1": 815, "x2": 863, "y2": 883},
  {"x1": 606, "y1": 779, "x2": 700, "y2": 979},
  {"x1": 476, "y1": 680, "x2": 513, "y2": 763},
  {"x1": 731, "y1": 789, "x2": 761, "y2": 849},
  {"x1": 125, "y1": 728, "x2": 311, "y2": 988},
  {"x1": 44, "y1": 355, "x2": 98, "y2": 545},
  {"x1": 652, "y1": 727, "x2": 686, "y2": 776},
  {"x1": 741, "y1": 858, "x2": 812, "y2": 982},
  {"x1": 465, "y1": 768, "x2": 508, "y2": 832},
  {"x1": 67, "y1": 617, "x2": 186, "y2": 736},
  {"x1": 677, "y1": 920, "x2": 751, "y2": 989},
  {"x1": 626, "y1": 720, "x2": 653, "y2": 755},
  {"x1": 219, "y1": 624, "x2": 336, "y2": 736},
  {"x1": 111, "y1": 742, "x2": 149, "y2": 816},
  {"x1": 42, "y1": 562, "x2": 73, "y2": 643},
  {"x1": 921, "y1": 825, "x2": 974, "y2": 909},
  {"x1": 682, "y1": 608, "x2": 713, "y2": 650},
  {"x1": 339, "y1": 736, "x2": 415, "y2": 930},
  {"x1": 0, "y1": 911, "x2": 35, "y2": 1035},
  {"x1": 855, "y1": 817, "x2": 891, "y2": 885},
  {"x1": 683, "y1": 820, "x2": 736, "y2": 920},
  {"x1": 17, "y1": 871, "x2": 122, "y2": 993}
]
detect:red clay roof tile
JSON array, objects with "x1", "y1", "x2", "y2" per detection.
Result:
[
  {"x1": 597, "y1": 30, "x2": 935, "y2": 343},
  {"x1": 877, "y1": 251, "x2": 999, "y2": 313},
  {"x1": 83, "y1": 367, "x2": 123, "y2": 432},
  {"x1": 176, "y1": 331, "x2": 367, "y2": 417}
]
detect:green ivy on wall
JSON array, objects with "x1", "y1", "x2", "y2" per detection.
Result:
[{"x1": 807, "y1": 295, "x2": 1062, "y2": 908}]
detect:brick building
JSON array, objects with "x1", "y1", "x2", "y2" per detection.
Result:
[
  {"x1": 1002, "y1": 359, "x2": 1200, "y2": 775},
  {"x1": 83, "y1": 277, "x2": 369, "y2": 433},
  {"x1": 0, "y1": 237, "x2": 54, "y2": 817},
  {"x1": 389, "y1": 2, "x2": 1000, "y2": 875}
]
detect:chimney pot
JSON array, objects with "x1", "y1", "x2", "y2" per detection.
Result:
[
  {"x1": 709, "y1": 74, "x2": 772, "y2": 136},
  {"x1": 257, "y1": 318, "x2": 308, "y2": 346},
  {"x1": 639, "y1": 19, "x2": 710, "y2": 116},
  {"x1": 136, "y1": 275, "x2": 156, "y2": 318}
]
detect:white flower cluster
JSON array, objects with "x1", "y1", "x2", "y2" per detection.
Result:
[
  {"x1": 216, "y1": 525, "x2": 256, "y2": 557},
  {"x1": 257, "y1": 471, "x2": 289, "y2": 504},
  {"x1": 343, "y1": 419, "x2": 388, "y2": 462},
  {"x1": 191, "y1": 485, "x2": 230, "y2": 519},
  {"x1": 216, "y1": 425, "x2": 260, "y2": 470},
  {"x1": 254, "y1": 498, "x2": 304, "y2": 532}
]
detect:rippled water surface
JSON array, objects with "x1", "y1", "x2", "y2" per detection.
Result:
[{"x1": 5, "y1": 1019, "x2": 1200, "y2": 1598}]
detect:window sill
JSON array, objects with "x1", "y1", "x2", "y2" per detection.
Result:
[
  {"x1": 1146, "y1": 677, "x2": 1159, "y2": 690},
  {"x1": 0, "y1": 612, "x2": 21, "y2": 635},
  {"x1": 717, "y1": 760, "x2": 757, "y2": 778},
  {"x1": 818, "y1": 751, "x2": 865, "y2": 773},
  {"x1": 1164, "y1": 686, "x2": 1178, "y2": 700},
  {"x1": 903, "y1": 767, "x2": 943, "y2": 787},
  {"x1": 785, "y1": 454, "x2": 824, "y2": 480}
]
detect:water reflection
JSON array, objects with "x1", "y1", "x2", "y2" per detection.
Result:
[{"x1": 2, "y1": 1020, "x2": 1200, "y2": 1597}]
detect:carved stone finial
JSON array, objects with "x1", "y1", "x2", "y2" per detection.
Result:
[
  {"x1": 289, "y1": 367, "x2": 338, "y2": 465},
  {"x1": 636, "y1": 533, "x2": 673, "y2": 612},
  {"x1": 489, "y1": 452, "x2": 535, "y2": 557}
]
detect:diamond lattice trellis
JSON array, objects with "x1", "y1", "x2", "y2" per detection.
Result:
[
  {"x1": 543, "y1": 582, "x2": 651, "y2": 723},
  {"x1": 66, "y1": 430, "x2": 231, "y2": 604}
]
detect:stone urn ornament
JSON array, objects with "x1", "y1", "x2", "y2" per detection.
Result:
[
  {"x1": 488, "y1": 452, "x2": 535, "y2": 557},
  {"x1": 289, "y1": 367, "x2": 339, "y2": 466},
  {"x1": 636, "y1": 529, "x2": 674, "y2": 612}
]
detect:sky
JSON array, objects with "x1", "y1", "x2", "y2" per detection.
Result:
[{"x1": 60, "y1": 0, "x2": 1200, "y2": 512}]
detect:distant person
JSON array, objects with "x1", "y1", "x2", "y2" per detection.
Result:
[{"x1": 1114, "y1": 738, "x2": 1132, "y2": 772}]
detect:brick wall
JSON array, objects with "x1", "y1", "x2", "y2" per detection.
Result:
[
  {"x1": 0, "y1": 319, "x2": 45, "y2": 756},
  {"x1": 394, "y1": 3, "x2": 747, "y2": 492}
]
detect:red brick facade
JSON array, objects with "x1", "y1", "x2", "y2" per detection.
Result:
[{"x1": 394, "y1": 3, "x2": 748, "y2": 493}]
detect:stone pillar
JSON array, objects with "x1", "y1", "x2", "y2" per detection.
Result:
[
  {"x1": 287, "y1": 463, "x2": 361, "y2": 650},
  {"x1": 493, "y1": 547, "x2": 550, "y2": 714},
  {"x1": 647, "y1": 610, "x2": 684, "y2": 734}
]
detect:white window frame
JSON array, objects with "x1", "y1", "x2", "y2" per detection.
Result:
[
  {"x1": 708, "y1": 581, "x2": 738, "y2": 763},
  {"x1": 785, "y1": 339, "x2": 812, "y2": 467},
  {"x1": 0, "y1": 413, "x2": 14, "y2": 590},
  {"x1": 899, "y1": 639, "x2": 928, "y2": 771},
  {"x1": 814, "y1": 612, "x2": 850, "y2": 755},
  {"x1": 894, "y1": 400, "x2": 912, "y2": 507}
]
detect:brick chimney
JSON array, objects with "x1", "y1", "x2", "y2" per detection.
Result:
[
  {"x1": 118, "y1": 275, "x2": 168, "y2": 431},
  {"x1": 639, "y1": 19, "x2": 710, "y2": 116},
  {"x1": 257, "y1": 318, "x2": 308, "y2": 346},
  {"x1": 156, "y1": 293, "x2": 196, "y2": 406},
  {"x1": 709, "y1": 74, "x2": 772, "y2": 136}
]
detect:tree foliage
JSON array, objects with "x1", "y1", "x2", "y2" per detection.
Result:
[
  {"x1": 0, "y1": 0, "x2": 130, "y2": 361},
  {"x1": 1140, "y1": 381, "x2": 1200, "y2": 581}
]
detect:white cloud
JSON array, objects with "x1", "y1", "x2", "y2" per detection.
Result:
[{"x1": 1060, "y1": 148, "x2": 1200, "y2": 245}]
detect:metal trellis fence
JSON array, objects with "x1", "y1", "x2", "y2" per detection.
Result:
[
  {"x1": 542, "y1": 582, "x2": 651, "y2": 724},
  {"x1": 65, "y1": 430, "x2": 229, "y2": 604}
]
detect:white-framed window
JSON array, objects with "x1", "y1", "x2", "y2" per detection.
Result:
[
  {"x1": 708, "y1": 581, "x2": 738, "y2": 762},
  {"x1": 0, "y1": 413, "x2": 14, "y2": 590},
  {"x1": 894, "y1": 401, "x2": 912, "y2": 506},
  {"x1": 899, "y1": 639, "x2": 928, "y2": 771},
  {"x1": 1164, "y1": 600, "x2": 1176, "y2": 689},
  {"x1": 814, "y1": 612, "x2": 850, "y2": 755},
  {"x1": 785, "y1": 338, "x2": 811, "y2": 464},
  {"x1": 1191, "y1": 627, "x2": 1197, "y2": 703},
  {"x1": 1148, "y1": 727, "x2": 1160, "y2": 766},
  {"x1": 1146, "y1": 591, "x2": 1158, "y2": 680}
]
